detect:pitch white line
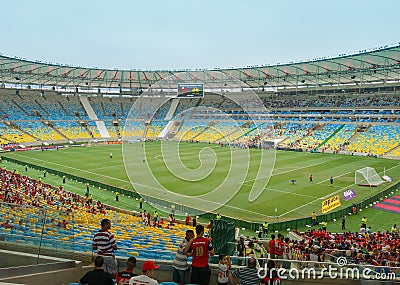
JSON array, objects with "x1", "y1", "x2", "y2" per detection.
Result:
[
  {"x1": 10, "y1": 152, "x2": 400, "y2": 220},
  {"x1": 9, "y1": 153, "x2": 274, "y2": 219},
  {"x1": 87, "y1": 162, "x2": 140, "y2": 171},
  {"x1": 320, "y1": 163, "x2": 400, "y2": 200},
  {"x1": 239, "y1": 185, "x2": 320, "y2": 199},
  {"x1": 316, "y1": 171, "x2": 352, "y2": 185},
  {"x1": 243, "y1": 158, "x2": 337, "y2": 183},
  {"x1": 87, "y1": 165, "x2": 123, "y2": 171},
  {"x1": 11, "y1": 153, "x2": 130, "y2": 184},
  {"x1": 279, "y1": 163, "x2": 400, "y2": 217},
  {"x1": 130, "y1": 181, "x2": 276, "y2": 219}
]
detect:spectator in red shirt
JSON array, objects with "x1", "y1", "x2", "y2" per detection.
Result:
[
  {"x1": 269, "y1": 234, "x2": 276, "y2": 259},
  {"x1": 274, "y1": 233, "x2": 284, "y2": 268},
  {"x1": 1, "y1": 220, "x2": 12, "y2": 229},
  {"x1": 116, "y1": 256, "x2": 137, "y2": 285},
  {"x1": 184, "y1": 224, "x2": 215, "y2": 285}
]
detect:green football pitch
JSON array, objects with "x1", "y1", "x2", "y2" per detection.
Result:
[{"x1": 3, "y1": 141, "x2": 400, "y2": 223}]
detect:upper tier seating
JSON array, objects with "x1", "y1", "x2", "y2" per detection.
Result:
[{"x1": 0, "y1": 91, "x2": 398, "y2": 157}]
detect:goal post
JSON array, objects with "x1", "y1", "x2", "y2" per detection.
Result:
[{"x1": 355, "y1": 167, "x2": 384, "y2": 187}]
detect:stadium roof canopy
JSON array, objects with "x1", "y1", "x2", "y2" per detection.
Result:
[{"x1": 0, "y1": 44, "x2": 399, "y2": 93}]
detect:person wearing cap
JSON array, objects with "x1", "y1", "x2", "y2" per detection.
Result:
[
  {"x1": 129, "y1": 260, "x2": 159, "y2": 285},
  {"x1": 92, "y1": 218, "x2": 118, "y2": 277},
  {"x1": 184, "y1": 224, "x2": 215, "y2": 285},
  {"x1": 116, "y1": 256, "x2": 137, "y2": 285}
]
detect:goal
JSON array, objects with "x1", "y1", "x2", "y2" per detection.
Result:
[{"x1": 355, "y1": 167, "x2": 384, "y2": 187}]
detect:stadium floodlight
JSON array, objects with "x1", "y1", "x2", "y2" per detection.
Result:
[{"x1": 355, "y1": 167, "x2": 384, "y2": 187}]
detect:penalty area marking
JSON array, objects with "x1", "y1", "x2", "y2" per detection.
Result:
[
  {"x1": 243, "y1": 158, "x2": 336, "y2": 184},
  {"x1": 11, "y1": 153, "x2": 400, "y2": 220},
  {"x1": 244, "y1": 186, "x2": 320, "y2": 199},
  {"x1": 279, "y1": 163, "x2": 400, "y2": 217},
  {"x1": 316, "y1": 171, "x2": 352, "y2": 185}
]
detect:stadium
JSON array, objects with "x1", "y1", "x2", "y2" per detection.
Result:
[{"x1": 0, "y1": 43, "x2": 400, "y2": 284}]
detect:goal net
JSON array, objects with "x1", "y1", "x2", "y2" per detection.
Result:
[{"x1": 355, "y1": 167, "x2": 384, "y2": 187}]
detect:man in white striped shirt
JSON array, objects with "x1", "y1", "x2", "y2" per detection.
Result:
[
  {"x1": 92, "y1": 218, "x2": 118, "y2": 277},
  {"x1": 172, "y1": 229, "x2": 194, "y2": 285}
]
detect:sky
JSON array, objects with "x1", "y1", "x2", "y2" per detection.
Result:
[{"x1": 1, "y1": 0, "x2": 399, "y2": 71}]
